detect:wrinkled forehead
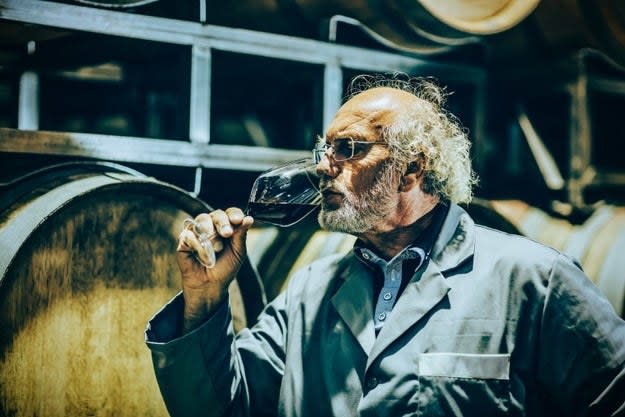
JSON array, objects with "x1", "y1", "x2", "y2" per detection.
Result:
[
  {"x1": 344, "y1": 87, "x2": 419, "y2": 112},
  {"x1": 326, "y1": 87, "x2": 420, "y2": 139}
]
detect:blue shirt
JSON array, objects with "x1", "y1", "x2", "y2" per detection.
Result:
[{"x1": 353, "y1": 203, "x2": 448, "y2": 333}]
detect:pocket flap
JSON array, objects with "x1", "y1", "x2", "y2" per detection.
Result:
[{"x1": 419, "y1": 353, "x2": 510, "y2": 380}]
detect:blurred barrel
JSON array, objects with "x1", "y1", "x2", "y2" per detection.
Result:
[
  {"x1": 204, "y1": 0, "x2": 625, "y2": 66},
  {"x1": 68, "y1": 1, "x2": 625, "y2": 66},
  {"x1": 486, "y1": 0, "x2": 625, "y2": 67},
  {"x1": 0, "y1": 162, "x2": 207, "y2": 417},
  {"x1": 491, "y1": 200, "x2": 625, "y2": 317},
  {"x1": 202, "y1": 0, "x2": 538, "y2": 54}
]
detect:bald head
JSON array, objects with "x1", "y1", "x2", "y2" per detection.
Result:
[
  {"x1": 326, "y1": 87, "x2": 425, "y2": 142},
  {"x1": 341, "y1": 87, "x2": 424, "y2": 114}
]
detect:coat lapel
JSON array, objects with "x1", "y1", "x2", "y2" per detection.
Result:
[
  {"x1": 366, "y1": 262, "x2": 450, "y2": 368},
  {"x1": 366, "y1": 204, "x2": 476, "y2": 369},
  {"x1": 331, "y1": 255, "x2": 376, "y2": 356},
  {"x1": 429, "y1": 204, "x2": 476, "y2": 272}
]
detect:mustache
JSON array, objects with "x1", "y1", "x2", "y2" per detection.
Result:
[{"x1": 319, "y1": 178, "x2": 348, "y2": 194}]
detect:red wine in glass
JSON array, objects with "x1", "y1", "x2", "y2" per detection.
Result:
[
  {"x1": 246, "y1": 202, "x2": 319, "y2": 227},
  {"x1": 246, "y1": 158, "x2": 321, "y2": 227}
]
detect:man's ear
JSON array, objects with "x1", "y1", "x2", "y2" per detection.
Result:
[{"x1": 399, "y1": 161, "x2": 424, "y2": 192}]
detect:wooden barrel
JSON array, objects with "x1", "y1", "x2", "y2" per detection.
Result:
[
  {"x1": 0, "y1": 162, "x2": 210, "y2": 417},
  {"x1": 487, "y1": 0, "x2": 625, "y2": 67},
  {"x1": 198, "y1": 0, "x2": 539, "y2": 54},
  {"x1": 297, "y1": 0, "x2": 625, "y2": 66},
  {"x1": 409, "y1": 0, "x2": 540, "y2": 35},
  {"x1": 491, "y1": 200, "x2": 625, "y2": 317},
  {"x1": 66, "y1": 1, "x2": 625, "y2": 66}
]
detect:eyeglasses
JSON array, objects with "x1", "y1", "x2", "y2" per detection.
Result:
[{"x1": 313, "y1": 137, "x2": 388, "y2": 163}]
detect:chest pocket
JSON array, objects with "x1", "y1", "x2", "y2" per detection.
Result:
[{"x1": 417, "y1": 353, "x2": 510, "y2": 417}]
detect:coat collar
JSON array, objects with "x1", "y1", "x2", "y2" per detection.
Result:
[
  {"x1": 429, "y1": 203, "x2": 476, "y2": 273},
  {"x1": 331, "y1": 253, "x2": 376, "y2": 355},
  {"x1": 330, "y1": 203, "x2": 476, "y2": 362}
]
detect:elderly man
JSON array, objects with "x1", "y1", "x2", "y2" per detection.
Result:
[{"x1": 146, "y1": 76, "x2": 625, "y2": 416}]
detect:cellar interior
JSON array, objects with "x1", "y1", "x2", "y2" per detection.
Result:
[{"x1": 1, "y1": 1, "x2": 625, "y2": 416}]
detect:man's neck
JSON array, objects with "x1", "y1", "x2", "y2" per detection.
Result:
[{"x1": 358, "y1": 195, "x2": 440, "y2": 260}]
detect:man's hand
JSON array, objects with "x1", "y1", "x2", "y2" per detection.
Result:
[{"x1": 176, "y1": 207, "x2": 254, "y2": 333}]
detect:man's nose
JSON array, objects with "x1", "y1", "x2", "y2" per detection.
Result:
[{"x1": 316, "y1": 153, "x2": 340, "y2": 178}]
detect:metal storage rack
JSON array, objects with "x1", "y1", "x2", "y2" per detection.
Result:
[
  {"x1": 495, "y1": 50, "x2": 625, "y2": 209},
  {"x1": 0, "y1": 0, "x2": 486, "y2": 189}
]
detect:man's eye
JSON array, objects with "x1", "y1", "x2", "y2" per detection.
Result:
[
  {"x1": 352, "y1": 142, "x2": 367, "y2": 155},
  {"x1": 335, "y1": 139, "x2": 353, "y2": 155}
]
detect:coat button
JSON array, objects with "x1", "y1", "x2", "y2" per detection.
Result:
[
  {"x1": 378, "y1": 312, "x2": 386, "y2": 321},
  {"x1": 366, "y1": 377, "x2": 378, "y2": 390},
  {"x1": 383, "y1": 292, "x2": 392, "y2": 300}
]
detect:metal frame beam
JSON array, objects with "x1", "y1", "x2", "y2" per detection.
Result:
[
  {"x1": 0, "y1": 128, "x2": 310, "y2": 172},
  {"x1": 0, "y1": 0, "x2": 486, "y2": 174},
  {"x1": 0, "y1": 0, "x2": 484, "y2": 78}
]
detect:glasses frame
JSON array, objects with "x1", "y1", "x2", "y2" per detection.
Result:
[{"x1": 313, "y1": 137, "x2": 388, "y2": 163}]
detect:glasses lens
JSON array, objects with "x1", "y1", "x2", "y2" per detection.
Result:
[
  {"x1": 313, "y1": 138, "x2": 327, "y2": 163},
  {"x1": 313, "y1": 147, "x2": 324, "y2": 164},
  {"x1": 333, "y1": 138, "x2": 354, "y2": 161}
]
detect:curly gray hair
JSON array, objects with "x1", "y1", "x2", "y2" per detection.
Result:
[{"x1": 346, "y1": 73, "x2": 478, "y2": 204}]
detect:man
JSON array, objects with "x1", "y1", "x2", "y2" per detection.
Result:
[{"x1": 146, "y1": 75, "x2": 625, "y2": 416}]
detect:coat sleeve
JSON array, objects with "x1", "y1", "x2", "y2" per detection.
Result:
[
  {"x1": 145, "y1": 288, "x2": 289, "y2": 417},
  {"x1": 537, "y1": 253, "x2": 625, "y2": 416}
]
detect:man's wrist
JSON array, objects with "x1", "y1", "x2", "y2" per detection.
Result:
[{"x1": 182, "y1": 286, "x2": 228, "y2": 333}]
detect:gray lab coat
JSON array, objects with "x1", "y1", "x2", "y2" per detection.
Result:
[{"x1": 146, "y1": 204, "x2": 625, "y2": 416}]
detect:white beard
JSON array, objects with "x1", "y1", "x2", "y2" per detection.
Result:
[{"x1": 318, "y1": 162, "x2": 400, "y2": 234}]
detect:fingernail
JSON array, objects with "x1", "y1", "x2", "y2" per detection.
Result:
[{"x1": 221, "y1": 225, "x2": 233, "y2": 234}]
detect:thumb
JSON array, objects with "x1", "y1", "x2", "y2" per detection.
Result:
[{"x1": 229, "y1": 215, "x2": 254, "y2": 259}]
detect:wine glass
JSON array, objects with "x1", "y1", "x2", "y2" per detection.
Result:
[
  {"x1": 246, "y1": 158, "x2": 321, "y2": 227},
  {"x1": 185, "y1": 158, "x2": 321, "y2": 268}
]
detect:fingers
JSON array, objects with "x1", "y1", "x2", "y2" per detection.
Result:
[
  {"x1": 207, "y1": 210, "x2": 233, "y2": 237},
  {"x1": 226, "y1": 207, "x2": 255, "y2": 230},
  {"x1": 225, "y1": 207, "x2": 246, "y2": 224},
  {"x1": 197, "y1": 208, "x2": 253, "y2": 238},
  {"x1": 179, "y1": 207, "x2": 253, "y2": 268},
  {"x1": 178, "y1": 228, "x2": 217, "y2": 268},
  {"x1": 178, "y1": 229, "x2": 201, "y2": 254}
]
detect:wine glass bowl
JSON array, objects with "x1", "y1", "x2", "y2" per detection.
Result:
[
  {"x1": 246, "y1": 158, "x2": 321, "y2": 227},
  {"x1": 184, "y1": 158, "x2": 321, "y2": 269}
]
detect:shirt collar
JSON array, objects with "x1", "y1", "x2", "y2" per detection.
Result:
[{"x1": 353, "y1": 202, "x2": 449, "y2": 269}]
